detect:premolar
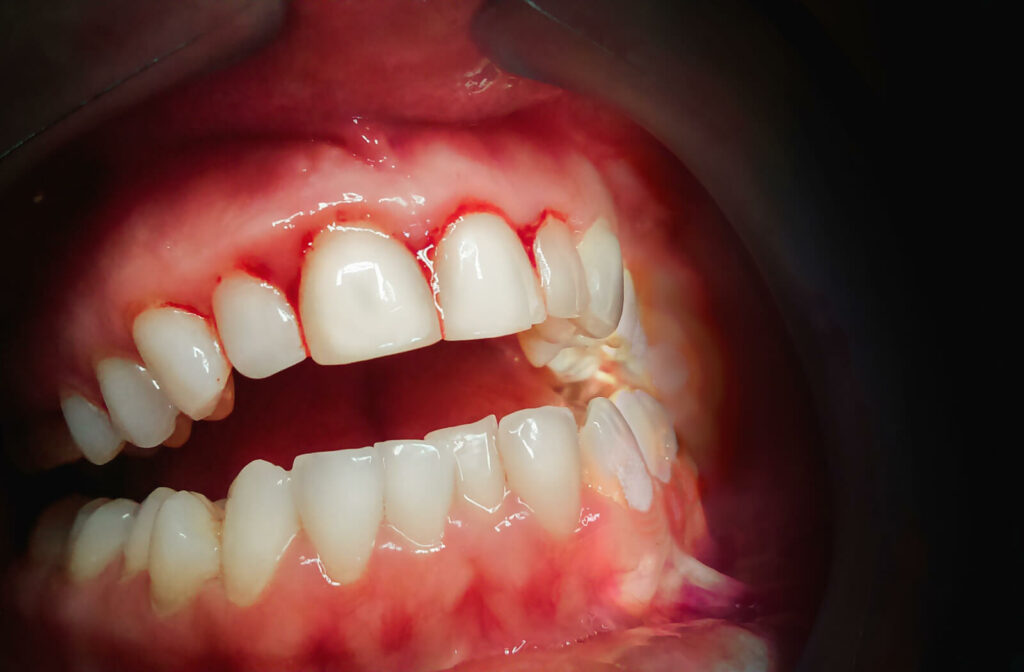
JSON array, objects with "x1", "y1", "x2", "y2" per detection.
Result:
[
  {"x1": 59, "y1": 394, "x2": 124, "y2": 465},
  {"x1": 148, "y1": 491, "x2": 222, "y2": 613},
  {"x1": 95, "y1": 357, "x2": 178, "y2": 448},
  {"x1": 212, "y1": 273, "x2": 306, "y2": 379},
  {"x1": 575, "y1": 219, "x2": 624, "y2": 339},
  {"x1": 68, "y1": 498, "x2": 138, "y2": 582},
  {"x1": 132, "y1": 307, "x2": 231, "y2": 420},
  {"x1": 123, "y1": 487, "x2": 174, "y2": 577}
]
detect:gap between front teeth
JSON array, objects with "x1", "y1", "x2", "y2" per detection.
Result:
[{"x1": 52, "y1": 391, "x2": 679, "y2": 611}]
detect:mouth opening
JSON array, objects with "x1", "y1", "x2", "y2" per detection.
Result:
[{"x1": 0, "y1": 2, "x2": 829, "y2": 670}]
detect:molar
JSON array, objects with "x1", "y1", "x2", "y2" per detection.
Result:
[
  {"x1": 497, "y1": 406, "x2": 582, "y2": 536},
  {"x1": 611, "y1": 389, "x2": 679, "y2": 483},
  {"x1": 300, "y1": 226, "x2": 441, "y2": 365},
  {"x1": 59, "y1": 394, "x2": 124, "y2": 465},
  {"x1": 425, "y1": 415, "x2": 506, "y2": 513},
  {"x1": 132, "y1": 307, "x2": 231, "y2": 420},
  {"x1": 435, "y1": 213, "x2": 544, "y2": 340},
  {"x1": 221, "y1": 460, "x2": 300, "y2": 606},
  {"x1": 291, "y1": 447, "x2": 384, "y2": 584},
  {"x1": 123, "y1": 487, "x2": 175, "y2": 577},
  {"x1": 212, "y1": 273, "x2": 306, "y2": 379},
  {"x1": 574, "y1": 219, "x2": 624, "y2": 339},
  {"x1": 96, "y1": 357, "x2": 178, "y2": 448},
  {"x1": 378, "y1": 440, "x2": 456, "y2": 546},
  {"x1": 148, "y1": 491, "x2": 222, "y2": 613},
  {"x1": 533, "y1": 217, "x2": 589, "y2": 318},
  {"x1": 68, "y1": 498, "x2": 138, "y2": 582},
  {"x1": 579, "y1": 397, "x2": 653, "y2": 512}
]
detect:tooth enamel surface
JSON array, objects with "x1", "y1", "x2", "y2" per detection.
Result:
[
  {"x1": 300, "y1": 226, "x2": 441, "y2": 365},
  {"x1": 611, "y1": 389, "x2": 679, "y2": 483},
  {"x1": 534, "y1": 218, "x2": 589, "y2": 318},
  {"x1": 68, "y1": 498, "x2": 138, "y2": 582},
  {"x1": 149, "y1": 491, "x2": 222, "y2": 613},
  {"x1": 546, "y1": 346, "x2": 602, "y2": 382},
  {"x1": 516, "y1": 330, "x2": 565, "y2": 367},
  {"x1": 435, "y1": 213, "x2": 538, "y2": 340},
  {"x1": 59, "y1": 394, "x2": 124, "y2": 465},
  {"x1": 123, "y1": 487, "x2": 175, "y2": 577},
  {"x1": 425, "y1": 415, "x2": 505, "y2": 513},
  {"x1": 378, "y1": 440, "x2": 456, "y2": 546},
  {"x1": 96, "y1": 358, "x2": 178, "y2": 448},
  {"x1": 221, "y1": 460, "x2": 299, "y2": 606},
  {"x1": 533, "y1": 316, "x2": 577, "y2": 344},
  {"x1": 575, "y1": 219, "x2": 624, "y2": 339},
  {"x1": 68, "y1": 498, "x2": 109, "y2": 550},
  {"x1": 579, "y1": 398, "x2": 653, "y2": 512},
  {"x1": 133, "y1": 307, "x2": 231, "y2": 420},
  {"x1": 291, "y1": 447, "x2": 384, "y2": 583},
  {"x1": 497, "y1": 406, "x2": 581, "y2": 536},
  {"x1": 213, "y1": 272, "x2": 306, "y2": 379}
]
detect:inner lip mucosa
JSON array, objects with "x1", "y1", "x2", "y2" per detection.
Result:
[{"x1": 0, "y1": 2, "x2": 829, "y2": 671}]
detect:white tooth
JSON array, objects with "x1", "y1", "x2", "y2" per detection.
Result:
[
  {"x1": 611, "y1": 389, "x2": 679, "y2": 483},
  {"x1": 533, "y1": 316, "x2": 577, "y2": 344},
  {"x1": 574, "y1": 219, "x2": 624, "y2": 339},
  {"x1": 435, "y1": 213, "x2": 538, "y2": 340},
  {"x1": 68, "y1": 498, "x2": 109, "y2": 550},
  {"x1": 96, "y1": 358, "x2": 178, "y2": 448},
  {"x1": 496, "y1": 406, "x2": 581, "y2": 536},
  {"x1": 300, "y1": 226, "x2": 441, "y2": 365},
  {"x1": 579, "y1": 398, "x2": 653, "y2": 512},
  {"x1": 426, "y1": 415, "x2": 505, "y2": 513},
  {"x1": 212, "y1": 273, "x2": 306, "y2": 379},
  {"x1": 68, "y1": 498, "x2": 138, "y2": 582},
  {"x1": 221, "y1": 460, "x2": 299, "y2": 606},
  {"x1": 609, "y1": 269, "x2": 639, "y2": 347},
  {"x1": 149, "y1": 491, "x2": 222, "y2": 613},
  {"x1": 516, "y1": 330, "x2": 564, "y2": 367},
  {"x1": 59, "y1": 394, "x2": 124, "y2": 465},
  {"x1": 291, "y1": 447, "x2": 383, "y2": 583},
  {"x1": 28, "y1": 496, "x2": 88, "y2": 566},
  {"x1": 377, "y1": 440, "x2": 455, "y2": 546},
  {"x1": 546, "y1": 346, "x2": 602, "y2": 382},
  {"x1": 133, "y1": 307, "x2": 231, "y2": 420},
  {"x1": 123, "y1": 487, "x2": 175, "y2": 577},
  {"x1": 534, "y1": 218, "x2": 589, "y2": 318}
]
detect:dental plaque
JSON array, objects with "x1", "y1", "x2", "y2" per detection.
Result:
[{"x1": 1, "y1": 3, "x2": 826, "y2": 671}]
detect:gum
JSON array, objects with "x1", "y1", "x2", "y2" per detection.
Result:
[{"x1": 5, "y1": 486, "x2": 716, "y2": 672}]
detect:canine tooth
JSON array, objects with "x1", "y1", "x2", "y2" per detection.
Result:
[
  {"x1": 435, "y1": 213, "x2": 539, "y2": 340},
  {"x1": 149, "y1": 491, "x2": 222, "y2": 613},
  {"x1": 68, "y1": 498, "x2": 138, "y2": 582},
  {"x1": 212, "y1": 273, "x2": 306, "y2": 379},
  {"x1": 28, "y1": 496, "x2": 88, "y2": 566},
  {"x1": 534, "y1": 218, "x2": 589, "y2": 318},
  {"x1": 291, "y1": 447, "x2": 383, "y2": 584},
  {"x1": 611, "y1": 389, "x2": 679, "y2": 483},
  {"x1": 222, "y1": 460, "x2": 299, "y2": 606},
  {"x1": 300, "y1": 226, "x2": 441, "y2": 365},
  {"x1": 497, "y1": 406, "x2": 581, "y2": 536},
  {"x1": 516, "y1": 330, "x2": 564, "y2": 367},
  {"x1": 378, "y1": 440, "x2": 455, "y2": 546},
  {"x1": 123, "y1": 487, "x2": 175, "y2": 577},
  {"x1": 96, "y1": 358, "x2": 177, "y2": 448},
  {"x1": 425, "y1": 415, "x2": 505, "y2": 513},
  {"x1": 609, "y1": 269, "x2": 640, "y2": 347},
  {"x1": 59, "y1": 394, "x2": 124, "y2": 465},
  {"x1": 575, "y1": 219, "x2": 624, "y2": 338},
  {"x1": 579, "y1": 398, "x2": 653, "y2": 512},
  {"x1": 133, "y1": 307, "x2": 230, "y2": 420}
]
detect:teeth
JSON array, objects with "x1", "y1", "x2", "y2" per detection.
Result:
[
  {"x1": 497, "y1": 406, "x2": 581, "y2": 536},
  {"x1": 435, "y1": 213, "x2": 542, "y2": 340},
  {"x1": 123, "y1": 487, "x2": 175, "y2": 577},
  {"x1": 425, "y1": 415, "x2": 505, "y2": 513},
  {"x1": 96, "y1": 358, "x2": 178, "y2": 448},
  {"x1": 148, "y1": 491, "x2": 222, "y2": 613},
  {"x1": 68, "y1": 498, "x2": 109, "y2": 550},
  {"x1": 221, "y1": 460, "x2": 299, "y2": 606},
  {"x1": 546, "y1": 346, "x2": 602, "y2": 382},
  {"x1": 68, "y1": 498, "x2": 138, "y2": 582},
  {"x1": 378, "y1": 440, "x2": 455, "y2": 546},
  {"x1": 291, "y1": 447, "x2": 384, "y2": 584},
  {"x1": 574, "y1": 219, "x2": 624, "y2": 339},
  {"x1": 212, "y1": 273, "x2": 306, "y2": 379},
  {"x1": 533, "y1": 218, "x2": 589, "y2": 318},
  {"x1": 133, "y1": 307, "x2": 231, "y2": 420},
  {"x1": 59, "y1": 394, "x2": 124, "y2": 465},
  {"x1": 533, "y1": 316, "x2": 577, "y2": 344},
  {"x1": 516, "y1": 329, "x2": 565, "y2": 367},
  {"x1": 300, "y1": 226, "x2": 441, "y2": 365},
  {"x1": 611, "y1": 389, "x2": 679, "y2": 483},
  {"x1": 579, "y1": 398, "x2": 653, "y2": 512},
  {"x1": 28, "y1": 496, "x2": 88, "y2": 566}
]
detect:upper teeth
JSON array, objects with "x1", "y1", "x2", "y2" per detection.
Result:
[{"x1": 45, "y1": 393, "x2": 678, "y2": 610}]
